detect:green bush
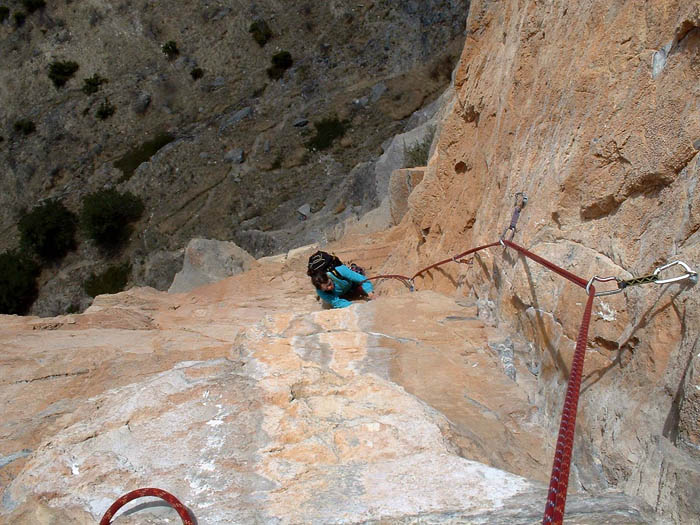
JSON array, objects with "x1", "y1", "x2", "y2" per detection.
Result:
[
  {"x1": 84, "y1": 262, "x2": 131, "y2": 297},
  {"x1": 48, "y1": 60, "x2": 79, "y2": 88},
  {"x1": 82, "y1": 73, "x2": 107, "y2": 95},
  {"x1": 403, "y1": 127, "x2": 435, "y2": 167},
  {"x1": 114, "y1": 132, "x2": 175, "y2": 182},
  {"x1": 21, "y1": 0, "x2": 45, "y2": 13},
  {"x1": 266, "y1": 51, "x2": 292, "y2": 80},
  {"x1": 249, "y1": 19, "x2": 272, "y2": 47},
  {"x1": 80, "y1": 189, "x2": 144, "y2": 250},
  {"x1": 161, "y1": 40, "x2": 179, "y2": 59},
  {"x1": 96, "y1": 99, "x2": 115, "y2": 120},
  {"x1": 0, "y1": 7, "x2": 10, "y2": 22},
  {"x1": 13, "y1": 11, "x2": 25, "y2": 26},
  {"x1": 13, "y1": 119, "x2": 35, "y2": 135},
  {"x1": 0, "y1": 250, "x2": 40, "y2": 315},
  {"x1": 190, "y1": 67, "x2": 204, "y2": 80},
  {"x1": 18, "y1": 200, "x2": 77, "y2": 261},
  {"x1": 305, "y1": 117, "x2": 348, "y2": 151}
]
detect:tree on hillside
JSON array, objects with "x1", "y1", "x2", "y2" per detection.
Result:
[
  {"x1": 80, "y1": 189, "x2": 144, "y2": 251},
  {"x1": 18, "y1": 200, "x2": 77, "y2": 262},
  {"x1": 0, "y1": 251, "x2": 40, "y2": 315}
]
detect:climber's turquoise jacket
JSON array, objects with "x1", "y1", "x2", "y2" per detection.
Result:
[{"x1": 316, "y1": 265, "x2": 374, "y2": 308}]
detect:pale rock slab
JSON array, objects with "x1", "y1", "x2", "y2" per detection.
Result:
[
  {"x1": 168, "y1": 238, "x2": 258, "y2": 293},
  {"x1": 0, "y1": 247, "x2": 655, "y2": 523}
]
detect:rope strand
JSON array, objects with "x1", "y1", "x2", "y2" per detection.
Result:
[{"x1": 100, "y1": 488, "x2": 194, "y2": 525}]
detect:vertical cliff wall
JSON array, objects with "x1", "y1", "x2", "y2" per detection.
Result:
[{"x1": 390, "y1": 0, "x2": 700, "y2": 520}]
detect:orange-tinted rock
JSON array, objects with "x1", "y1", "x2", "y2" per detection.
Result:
[{"x1": 383, "y1": 0, "x2": 700, "y2": 520}]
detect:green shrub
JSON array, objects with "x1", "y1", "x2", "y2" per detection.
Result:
[
  {"x1": 0, "y1": 7, "x2": 10, "y2": 22},
  {"x1": 249, "y1": 19, "x2": 272, "y2": 47},
  {"x1": 84, "y1": 262, "x2": 131, "y2": 297},
  {"x1": 96, "y1": 99, "x2": 115, "y2": 120},
  {"x1": 190, "y1": 67, "x2": 204, "y2": 80},
  {"x1": 80, "y1": 189, "x2": 144, "y2": 250},
  {"x1": 13, "y1": 119, "x2": 35, "y2": 135},
  {"x1": 266, "y1": 51, "x2": 292, "y2": 80},
  {"x1": 114, "y1": 132, "x2": 175, "y2": 182},
  {"x1": 82, "y1": 73, "x2": 107, "y2": 95},
  {"x1": 18, "y1": 200, "x2": 77, "y2": 261},
  {"x1": 21, "y1": 0, "x2": 45, "y2": 13},
  {"x1": 403, "y1": 127, "x2": 435, "y2": 167},
  {"x1": 305, "y1": 117, "x2": 348, "y2": 151},
  {"x1": 0, "y1": 250, "x2": 40, "y2": 315},
  {"x1": 13, "y1": 11, "x2": 25, "y2": 26},
  {"x1": 48, "y1": 60, "x2": 79, "y2": 88},
  {"x1": 161, "y1": 40, "x2": 179, "y2": 59}
]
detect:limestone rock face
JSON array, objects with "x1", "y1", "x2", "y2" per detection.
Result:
[
  {"x1": 0, "y1": 240, "x2": 655, "y2": 523},
  {"x1": 384, "y1": 0, "x2": 700, "y2": 520},
  {"x1": 2, "y1": 0, "x2": 699, "y2": 522},
  {"x1": 390, "y1": 168, "x2": 425, "y2": 224}
]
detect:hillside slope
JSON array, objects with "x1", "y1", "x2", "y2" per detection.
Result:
[{"x1": 0, "y1": 0, "x2": 468, "y2": 315}]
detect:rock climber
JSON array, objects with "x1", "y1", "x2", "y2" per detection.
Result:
[{"x1": 310, "y1": 264, "x2": 375, "y2": 308}]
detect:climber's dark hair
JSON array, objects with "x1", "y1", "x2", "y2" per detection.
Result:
[{"x1": 311, "y1": 272, "x2": 330, "y2": 290}]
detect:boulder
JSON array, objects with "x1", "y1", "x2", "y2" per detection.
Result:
[{"x1": 168, "y1": 238, "x2": 257, "y2": 293}]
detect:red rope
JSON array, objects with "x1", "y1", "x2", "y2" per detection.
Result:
[
  {"x1": 100, "y1": 488, "x2": 194, "y2": 525},
  {"x1": 496, "y1": 240, "x2": 594, "y2": 523},
  {"x1": 363, "y1": 273, "x2": 412, "y2": 282},
  {"x1": 542, "y1": 290, "x2": 595, "y2": 524},
  {"x1": 502, "y1": 240, "x2": 588, "y2": 288},
  {"x1": 411, "y1": 242, "x2": 501, "y2": 280},
  {"x1": 362, "y1": 241, "x2": 500, "y2": 289}
]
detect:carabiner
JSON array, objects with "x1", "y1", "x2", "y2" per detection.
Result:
[
  {"x1": 586, "y1": 275, "x2": 622, "y2": 297},
  {"x1": 653, "y1": 261, "x2": 698, "y2": 285}
]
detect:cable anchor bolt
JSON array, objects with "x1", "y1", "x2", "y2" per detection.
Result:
[
  {"x1": 502, "y1": 191, "x2": 528, "y2": 241},
  {"x1": 513, "y1": 191, "x2": 528, "y2": 209}
]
